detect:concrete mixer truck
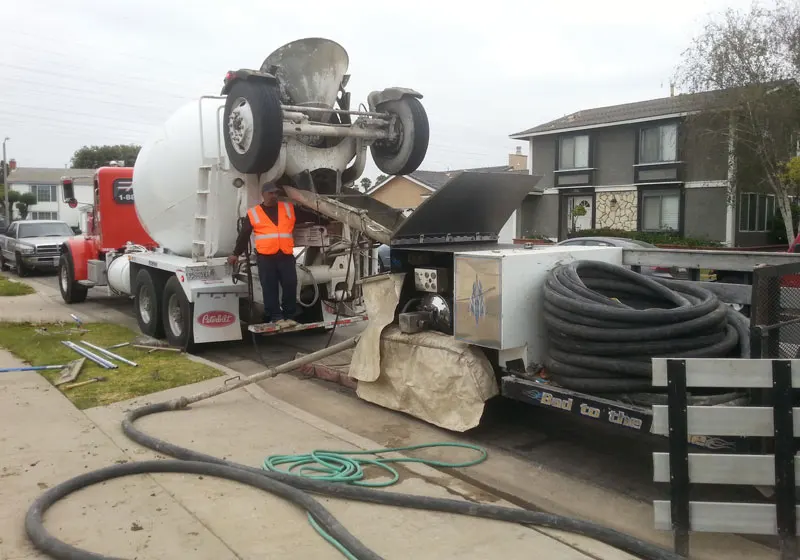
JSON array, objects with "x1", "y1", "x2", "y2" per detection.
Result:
[{"x1": 55, "y1": 38, "x2": 428, "y2": 350}]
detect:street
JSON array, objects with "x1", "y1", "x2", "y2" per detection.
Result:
[{"x1": 13, "y1": 269, "x2": 780, "y2": 558}]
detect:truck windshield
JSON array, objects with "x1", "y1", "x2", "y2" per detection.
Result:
[{"x1": 18, "y1": 222, "x2": 74, "y2": 238}]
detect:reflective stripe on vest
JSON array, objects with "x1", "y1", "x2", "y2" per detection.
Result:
[{"x1": 248, "y1": 202, "x2": 296, "y2": 255}]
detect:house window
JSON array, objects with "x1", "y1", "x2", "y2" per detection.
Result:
[
  {"x1": 30, "y1": 211, "x2": 58, "y2": 220},
  {"x1": 738, "y1": 192, "x2": 775, "y2": 232},
  {"x1": 641, "y1": 189, "x2": 680, "y2": 231},
  {"x1": 558, "y1": 135, "x2": 589, "y2": 170},
  {"x1": 31, "y1": 184, "x2": 57, "y2": 203},
  {"x1": 639, "y1": 123, "x2": 678, "y2": 164}
]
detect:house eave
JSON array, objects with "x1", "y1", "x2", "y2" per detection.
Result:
[{"x1": 509, "y1": 111, "x2": 698, "y2": 140}]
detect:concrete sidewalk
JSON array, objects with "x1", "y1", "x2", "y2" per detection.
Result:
[{"x1": 0, "y1": 348, "x2": 637, "y2": 560}]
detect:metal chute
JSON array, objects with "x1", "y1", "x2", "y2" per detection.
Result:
[{"x1": 261, "y1": 37, "x2": 349, "y2": 109}]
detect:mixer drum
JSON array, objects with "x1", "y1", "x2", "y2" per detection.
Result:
[
  {"x1": 260, "y1": 37, "x2": 349, "y2": 108},
  {"x1": 132, "y1": 99, "x2": 243, "y2": 258}
]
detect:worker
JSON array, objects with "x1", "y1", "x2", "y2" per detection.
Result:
[{"x1": 228, "y1": 180, "x2": 317, "y2": 327}]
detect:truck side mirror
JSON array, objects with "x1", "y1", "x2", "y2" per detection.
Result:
[{"x1": 62, "y1": 178, "x2": 77, "y2": 208}]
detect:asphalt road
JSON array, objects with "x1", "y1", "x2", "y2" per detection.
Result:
[{"x1": 19, "y1": 268, "x2": 777, "y2": 554}]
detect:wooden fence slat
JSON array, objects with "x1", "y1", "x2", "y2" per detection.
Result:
[
  {"x1": 653, "y1": 452, "x2": 800, "y2": 486},
  {"x1": 652, "y1": 358, "x2": 800, "y2": 388},
  {"x1": 651, "y1": 405, "x2": 800, "y2": 437},
  {"x1": 654, "y1": 501, "x2": 800, "y2": 535}
]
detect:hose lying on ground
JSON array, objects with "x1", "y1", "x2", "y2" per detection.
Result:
[
  {"x1": 23, "y1": 340, "x2": 683, "y2": 560},
  {"x1": 542, "y1": 260, "x2": 750, "y2": 403}
]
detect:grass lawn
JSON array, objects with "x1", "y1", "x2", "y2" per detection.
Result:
[
  {"x1": 0, "y1": 321, "x2": 222, "y2": 409},
  {"x1": 0, "y1": 275, "x2": 35, "y2": 296}
]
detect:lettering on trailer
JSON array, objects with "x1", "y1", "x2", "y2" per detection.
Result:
[
  {"x1": 580, "y1": 403, "x2": 601, "y2": 419},
  {"x1": 196, "y1": 311, "x2": 236, "y2": 328},
  {"x1": 186, "y1": 267, "x2": 215, "y2": 281},
  {"x1": 148, "y1": 260, "x2": 158, "y2": 267},
  {"x1": 540, "y1": 391, "x2": 573, "y2": 412},
  {"x1": 608, "y1": 409, "x2": 643, "y2": 431}
]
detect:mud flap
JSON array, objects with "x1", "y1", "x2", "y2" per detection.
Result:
[{"x1": 193, "y1": 293, "x2": 242, "y2": 344}]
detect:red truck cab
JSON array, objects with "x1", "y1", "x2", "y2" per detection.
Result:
[{"x1": 59, "y1": 166, "x2": 157, "y2": 302}]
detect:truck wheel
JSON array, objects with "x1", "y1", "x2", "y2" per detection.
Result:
[
  {"x1": 58, "y1": 253, "x2": 88, "y2": 304},
  {"x1": 14, "y1": 253, "x2": 29, "y2": 277},
  {"x1": 223, "y1": 79, "x2": 283, "y2": 174},
  {"x1": 0, "y1": 254, "x2": 7, "y2": 271},
  {"x1": 162, "y1": 276, "x2": 195, "y2": 351},
  {"x1": 134, "y1": 269, "x2": 165, "y2": 338},
  {"x1": 370, "y1": 96, "x2": 430, "y2": 176}
]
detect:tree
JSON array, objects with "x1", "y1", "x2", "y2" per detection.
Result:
[
  {"x1": 13, "y1": 192, "x2": 37, "y2": 220},
  {"x1": 70, "y1": 144, "x2": 141, "y2": 169},
  {"x1": 674, "y1": 0, "x2": 800, "y2": 243},
  {"x1": 359, "y1": 177, "x2": 372, "y2": 192}
]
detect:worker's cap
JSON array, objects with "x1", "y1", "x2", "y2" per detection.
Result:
[{"x1": 261, "y1": 182, "x2": 279, "y2": 193}]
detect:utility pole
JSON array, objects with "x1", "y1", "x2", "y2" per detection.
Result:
[{"x1": 2, "y1": 137, "x2": 9, "y2": 224}]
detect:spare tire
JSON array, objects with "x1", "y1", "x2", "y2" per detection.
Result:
[{"x1": 223, "y1": 80, "x2": 284, "y2": 174}]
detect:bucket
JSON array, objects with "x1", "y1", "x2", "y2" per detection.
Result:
[{"x1": 261, "y1": 37, "x2": 349, "y2": 109}]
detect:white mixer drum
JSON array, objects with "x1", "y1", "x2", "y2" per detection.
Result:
[{"x1": 132, "y1": 98, "x2": 243, "y2": 257}]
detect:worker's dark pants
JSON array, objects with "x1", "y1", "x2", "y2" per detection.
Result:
[{"x1": 256, "y1": 252, "x2": 297, "y2": 322}]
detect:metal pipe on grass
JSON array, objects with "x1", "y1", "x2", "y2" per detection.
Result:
[
  {"x1": 81, "y1": 341, "x2": 138, "y2": 367},
  {"x1": 61, "y1": 341, "x2": 117, "y2": 369},
  {"x1": 169, "y1": 336, "x2": 359, "y2": 409}
]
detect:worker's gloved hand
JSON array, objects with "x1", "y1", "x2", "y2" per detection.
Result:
[{"x1": 226, "y1": 255, "x2": 238, "y2": 266}]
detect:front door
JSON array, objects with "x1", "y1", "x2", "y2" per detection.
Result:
[{"x1": 567, "y1": 195, "x2": 593, "y2": 233}]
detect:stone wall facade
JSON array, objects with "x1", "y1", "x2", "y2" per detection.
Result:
[{"x1": 596, "y1": 191, "x2": 637, "y2": 230}]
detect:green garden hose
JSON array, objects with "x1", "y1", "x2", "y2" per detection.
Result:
[{"x1": 262, "y1": 442, "x2": 489, "y2": 559}]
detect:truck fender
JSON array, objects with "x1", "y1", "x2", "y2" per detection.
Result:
[
  {"x1": 367, "y1": 88, "x2": 423, "y2": 112},
  {"x1": 220, "y1": 69, "x2": 278, "y2": 96},
  {"x1": 61, "y1": 237, "x2": 98, "y2": 282}
]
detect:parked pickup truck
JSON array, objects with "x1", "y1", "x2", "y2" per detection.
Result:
[{"x1": 0, "y1": 220, "x2": 76, "y2": 277}]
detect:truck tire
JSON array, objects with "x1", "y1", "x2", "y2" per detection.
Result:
[
  {"x1": 162, "y1": 276, "x2": 195, "y2": 351},
  {"x1": 134, "y1": 269, "x2": 165, "y2": 338},
  {"x1": 223, "y1": 79, "x2": 283, "y2": 174},
  {"x1": 14, "y1": 253, "x2": 29, "y2": 277},
  {"x1": 370, "y1": 96, "x2": 430, "y2": 176},
  {"x1": 0, "y1": 254, "x2": 7, "y2": 271},
  {"x1": 58, "y1": 253, "x2": 88, "y2": 304}
]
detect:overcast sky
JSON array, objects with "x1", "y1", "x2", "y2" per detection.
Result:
[{"x1": 2, "y1": 0, "x2": 758, "y2": 181}]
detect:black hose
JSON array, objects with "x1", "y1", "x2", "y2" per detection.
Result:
[
  {"x1": 542, "y1": 261, "x2": 749, "y2": 404},
  {"x1": 24, "y1": 401, "x2": 683, "y2": 560}
]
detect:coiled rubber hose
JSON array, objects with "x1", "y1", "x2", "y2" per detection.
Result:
[
  {"x1": 542, "y1": 260, "x2": 750, "y2": 401},
  {"x1": 24, "y1": 399, "x2": 683, "y2": 560}
]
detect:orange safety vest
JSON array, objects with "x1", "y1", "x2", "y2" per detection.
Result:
[{"x1": 247, "y1": 202, "x2": 296, "y2": 255}]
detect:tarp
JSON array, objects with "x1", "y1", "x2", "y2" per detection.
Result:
[{"x1": 355, "y1": 325, "x2": 498, "y2": 432}]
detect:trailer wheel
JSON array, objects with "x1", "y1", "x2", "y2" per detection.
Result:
[
  {"x1": 58, "y1": 253, "x2": 88, "y2": 304},
  {"x1": 370, "y1": 96, "x2": 430, "y2": 176},
  {"x1": 134, "y1": 269, "x2": 165, "y2": 338},
  {"x1": 162, "y1": 276, "x2": 195, "y2": 351},
  {"x1": 223, "y1": 79, "x2": 283, "y2": 174}
]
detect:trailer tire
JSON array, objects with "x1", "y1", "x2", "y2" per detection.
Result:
[
  {"x1": 134, "y1": 269, "x2": 165, "y2": 339},
  {"x1": 58, "y1": 253, "x2": 88, "y2": 304},
  {"x1": 370, "y1": 96, "x2": 429, "y2": 176},
  {"x1": 223, "y1": 80, "x2": 283, "y2": 174},
  {"x1": 162, "y1": 276, "x2": 194, "y2": 352}
]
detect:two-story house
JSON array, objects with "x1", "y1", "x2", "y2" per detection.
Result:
[
  {"x1": 510, "y1": 89, "x2": 781, "y2": 247},
  {"x1": 6, "y1": 165, "x2": 96, "y2": 231}
]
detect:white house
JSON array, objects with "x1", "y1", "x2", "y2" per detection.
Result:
[{"x1": 6, "y1": 166, "x2": 96, "y2": 231}]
